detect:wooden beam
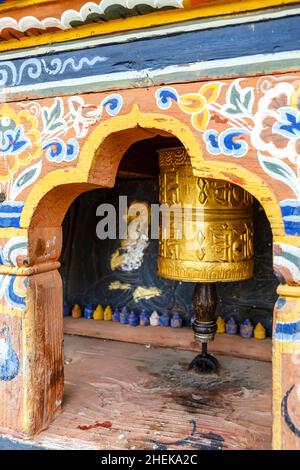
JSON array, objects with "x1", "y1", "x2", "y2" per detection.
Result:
[{"x1": 64, "y1": 317, "x2": 272, "y2": 362}]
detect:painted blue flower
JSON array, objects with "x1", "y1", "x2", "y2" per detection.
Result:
[
  {"x1": 274, "y1": 107, "x2": 300, "y2": 139},
  {"x1": 102, "y1": 94, "x2": 123, "y2": 116},
  {"x1": 203, "y1": 128, "x2": 249, "y2": 158},
  {"x1": 156, "y1": 87, "x2": 179, "y2": 110},
  {"x1": 43, "y1": 137, "x2": 79, "y2": 163},
  {"x1": 0, "y1": 126, "x2": 30, "y2": 155}
]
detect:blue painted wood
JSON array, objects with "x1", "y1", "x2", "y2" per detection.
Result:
[
  {"x1": 0, "y1": 436, "x2": 45, "y2": 450},
  {"x1": 1, "y1": 15, "x2": 300, "y2": 90}
]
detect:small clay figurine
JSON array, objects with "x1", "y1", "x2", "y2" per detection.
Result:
[
  {"x1": 171, "y1": 312, "x2": 182, "y2": 328},
  {"x1": 93, "y1": 304, "x2": 103, "y2": 320},
  {"x1": 112, "y1": 308, "x2": 120, "y2": 322},
  {"x1": 150, "y1": 310, "x2": 160, "y2": 326},
  {"x1": 120, "y1": 307, "x2": 129, "y2": 324},
  {"x1": 129, "y1": 311, "x2": 139, "y2": 327},
  {"x1": 254, "y1": 322, "x2": 266, "y2": 340},
  {"x1": 83, "y1": 304, "x2": 94, "y2": 319},
  {"x1": 63, "y1": 301, "x2": 70, "y2": 317},
  {"x1": 159, "y1": 311, "x2": 170, "y2": 327},
  {"x1": 216, "y1": 316, "x2": 225, "y2": 334},
  {"x1": 240, "y1": 319, "x2": 253, "y2": 338},
  {"x1": 103, "y1": 305, "x2": 113, "y2": 321},
  {"x1": 72, "y1": 304, "x2": 82, "y2": 319},
  {"x1": 139, "y1": 309, "x2": 150, "y2": 326},
  {"x1": 189, "y1": 315, "x2": 195, "y2": 328},
  {"x1": 225, "y1": 317, "x2": 237, "y2": 335}
]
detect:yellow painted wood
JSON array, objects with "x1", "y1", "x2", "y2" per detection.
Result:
[
  {"x1": 0, "y1": 227, "x2": 28, "y2": 238},
  {"x1": 273, "y1": 341, "x2": 283, "y2": 450},
  {"x1": 277, "y1": 284, "x2": 300, "y2": 297},
  {"x1": 0, "y1": 0, "x2": 299, "y2": 52},
  {"x1": 0, "y1": 261, "x2": 61, "y2": 276},
  {"x1": 0, "y1": 0, "x2": 54, "y2": 13}
]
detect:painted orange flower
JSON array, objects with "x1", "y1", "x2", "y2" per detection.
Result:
[
  {"x1": 177, "y1": 83, "x2": 222, "y2": 131},
  {"x1": 0, "y1": 104, "x2": 42, "y2": 182}
]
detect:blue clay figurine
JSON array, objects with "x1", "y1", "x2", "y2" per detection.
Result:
[
  {"x1": 83, "y1": 304, "x2": 93, "y2": 319},
  {"x1": 171, "y1": 312, "x2": 182, "y2": 328},
  {"x1": 159, "y1": 311, "x2": 170, "y2": 327},
  {"x1": 140, "y1": 309, "x2": 150, "y2": 326},
  {"x1": 129, "y1": 311, "x2": 139, "y2": 327},
  {"x1": 226, "y1": 317, "x2": 238, "y2": 335},
  {"x1": 120, "y1": 307, "x2": 129, "y2": 325},
  {"x1": 112, "y1": 308, "x2": 120, "y2": 322},
  {"x1": 63, "y1": 301, "x2": 70, "y2": 317},
  {"x1": 240, "y1": 319, "x2": 253, "y2": 338}
]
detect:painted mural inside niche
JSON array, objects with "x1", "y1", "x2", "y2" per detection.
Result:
[
  {"x1": 0, "y1": 323, "x2": 20, "y2": 381},
  {"x1": 156, "y1": 78, "x2": 300, "y2": 235},
  {"x1": 61, "y1": 179, "x2": 277, "y2": 334},
  {"x1": 110, "y1": 201, "x2": 150, "y2": 272}
]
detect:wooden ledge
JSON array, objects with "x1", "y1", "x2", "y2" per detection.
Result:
[{"x1": 64, "y1": 317, "x2": 272, "y2": 362}]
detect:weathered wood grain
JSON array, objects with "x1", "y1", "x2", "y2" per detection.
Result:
[
  {"x1": 27, "y1": 335, "x2": 272, "y2": 450},
  {"x1": 63, "y1": 318, "x2": 272, "y2": 362}
]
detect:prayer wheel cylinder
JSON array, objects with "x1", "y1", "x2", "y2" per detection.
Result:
[{"x1": 157, "y1": 147, "x2": 254, "y2": 283}]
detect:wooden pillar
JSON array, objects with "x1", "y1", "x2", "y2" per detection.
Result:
[
  {"x1": 0, "y1": 229, "x2": 64, "y2": 438},
  {"x1": 273, "y1": 243, "x2": 300, "y2": 449}
]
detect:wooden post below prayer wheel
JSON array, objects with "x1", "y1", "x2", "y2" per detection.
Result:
[{"x1": 190, "y1": 282, "x2": 220, "y2": 373}]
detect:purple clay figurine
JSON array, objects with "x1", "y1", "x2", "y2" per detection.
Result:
[
  {"x1": 63, "y1": 301, "x2": 70, "y2": 317},
  {"x1": 120, "y1": 307, "x2": 129, "y2": 325},
  {"x1": 83, "y1": 304, "x2": 94, "y2": 319},
  {"x1": 129, "y1": 311, "x2": 139, "y2": 327},
  {"x1": 112, "y1": 308, "x2": 121, "y2": 322},
  {"x1": 240, "y1": 319, "x2": 253, "y2": 338},
  {"x1": 170, "y1": 312, "x2": 183, "y2": 328},
  {"x1": 225, "y1": 317, "x2": 238, "y2": 335},
  {"x1": 140, "y1": 310, "x2": 150, "y2": 326},
  {"x1": 159, "y1": 311, "x2": 170, "y2": 327}
]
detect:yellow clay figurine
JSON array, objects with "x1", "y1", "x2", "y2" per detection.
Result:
[
  {"x1": 72, "y1": 304, "x2": 82, "y2": 319},
  {"x1": 254, "y1": 322, "x2": 266, "y2": 340},
  {"x1": 93, "y1": 304, "x2": 103, "y2": 320},
  {"x1": 103, "y1": 305, "x2": 113, "y2": 321},
  {"x1": 216, "y1": 316, "x2": 225, "y2": 334}
]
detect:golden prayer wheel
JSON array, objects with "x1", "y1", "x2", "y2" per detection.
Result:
[
  {"x1": 157, "y1": 146, "x2": 254, "y2": 283},
  {"x1": 157, "y1": 146, "x2": 254, "y2": 373}
]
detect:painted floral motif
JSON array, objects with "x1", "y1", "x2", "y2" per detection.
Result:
[
  {"x1": 156, "y1": 83, "x2": 222, "y2": 131},
  {"x1": 273, "y1": 242, "x2": 300, "y2": 284},
  {"x1": 0, "y1": 236, "x2": 28, "y2": 267},
  {"x1": 0, "y1": 274, "x2": 27, "y2": 310},
  {"x1": 0, "y1": 104, "x2": 42, "y2": 182},
  {"x1": 203, "y1": 128, "x2": 250, "y2": 158},
  {"x1": 156, "y1": 78, "x2": 300, "y2": 235},
  {"x1": 251, "y1": 83, "x2": 299, "y2": 162}
]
